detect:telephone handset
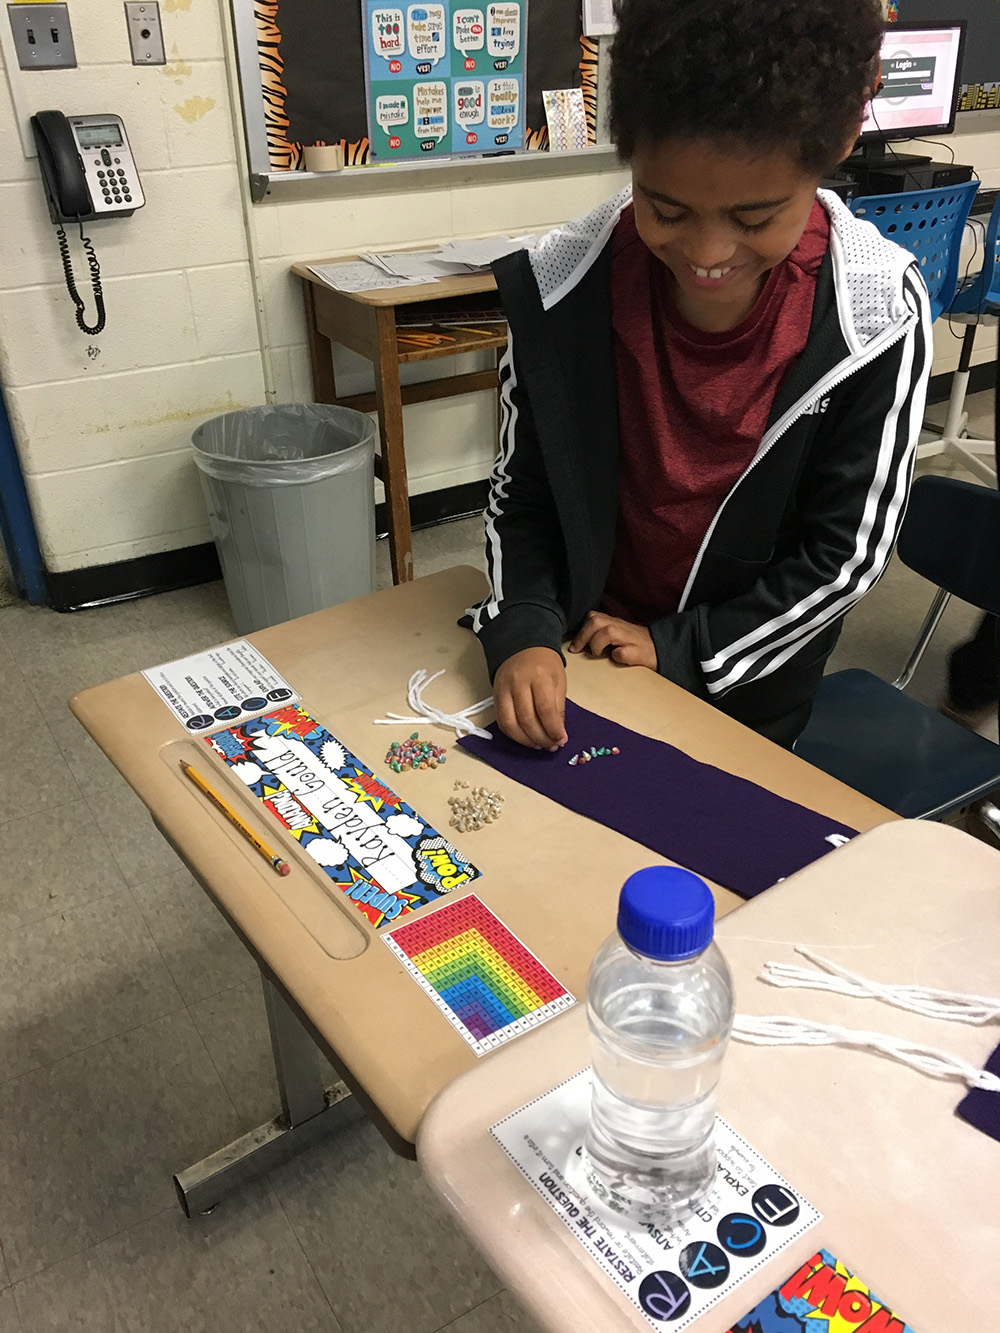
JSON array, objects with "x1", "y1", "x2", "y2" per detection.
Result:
[{"x1": 30, "y1": 111, "x2": 145, "y2": 336}]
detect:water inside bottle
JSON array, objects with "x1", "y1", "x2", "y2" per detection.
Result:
[{"x1": 583, "y1": 983, "x2": 728, "y2": 1222}]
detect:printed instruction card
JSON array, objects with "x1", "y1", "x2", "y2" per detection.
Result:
[
  {"x1": 143, "y1": 641, "x2": 299, "y2": 735},
  {"x1": 491, "y1": 1070, "x2": 820, "y2": 1330}
]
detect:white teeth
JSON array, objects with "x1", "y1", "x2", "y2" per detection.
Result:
[{"x1": 692, "y1": 265, "x2": 733, "y2": 279}]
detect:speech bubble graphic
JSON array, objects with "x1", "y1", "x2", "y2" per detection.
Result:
[
  {"x1": 376, "y1": 93, "x2": 410, "y2": 132},
  {"x1": 486, "y1": 2, "x2": 519, "y2": 59},
  {"x1": 407, "y1": 3, "x2": 446, "y2": 63},
  {"x1": 454, "y1": 79, "x2": 485, "y2": 125},
  {"x1": 453, "y1": 7, "x2": 484, "y2": 51},
  {"x1": 371, "y1": 7, "x2": 405, "y2": 59},
  {"x1": 414, "y1": 79, "x2": 448, "y2": 137},
  {"x1": 487, "y1": 76, "x2": 519, "y2": 129}
]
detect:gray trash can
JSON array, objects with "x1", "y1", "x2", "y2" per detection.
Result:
[{"x1": 192, "y1": 403, "x2": 377, "y2": 635}]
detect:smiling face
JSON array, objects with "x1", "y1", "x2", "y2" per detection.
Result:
[{"x1": 631, "y1": 136, "x2": 828, "y2": 333}]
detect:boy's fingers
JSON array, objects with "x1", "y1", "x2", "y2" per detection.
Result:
[
  {"x1": 612, "y1": 644, "x2": 641, "y2": 665},
  {"x1": 569, "y1": 611, "x2": 605, "y2": 653},
  {"x1": 532, "y1": 678, "x2": 567, "y2": 748},
  {"x1": 513, "y1": 685, "x2": 550, "y2": 749},
  {"x1": 496, "y1": 690, "x2": 532, "y2": 749},
  {"x1": 585, "y1": 626, "x2": 619, "y2": 657}
]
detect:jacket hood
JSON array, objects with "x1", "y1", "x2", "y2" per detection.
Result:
[{"x1": 527, "y1": 185, "x2": 920, "y2": 349}]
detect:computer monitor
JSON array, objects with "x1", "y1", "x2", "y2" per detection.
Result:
[{"x1": 853, "y1": 21, "x2": 966, "y2": 166}]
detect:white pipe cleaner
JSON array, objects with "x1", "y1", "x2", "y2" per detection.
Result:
[
  {"x1": 732, "y1": 1015, "x2": 1000, "y2": 1091},
  {"x1": 372, "y1": 669, "x2": 494, "y2": 740},
  {"x1": 760, "y1": 947, "x2": 1000, "y2": 1025}
]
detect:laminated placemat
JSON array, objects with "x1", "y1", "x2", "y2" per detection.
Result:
[{"x1": 458, "y1": 699, "x2": 857, "y2": 898}]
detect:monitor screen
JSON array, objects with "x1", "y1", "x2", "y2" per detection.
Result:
[{"x1": 860, "y1": 22, "x2": 965, "y2": 140}]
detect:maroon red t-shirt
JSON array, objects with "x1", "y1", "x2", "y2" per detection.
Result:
[{"x1": 601, "y1": 200, "x2": 830, "y2": 625}]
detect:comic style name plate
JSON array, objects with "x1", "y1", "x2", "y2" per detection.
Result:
[
  {"x1": 204, "y1": 706, "x2": 480, "y2": 927},
  {"x1": 143, "y1": 641, "x2": 298, "y2": 735},
  {"x1": 731, "y1": 1248, "x2": 915, "y2": 1332},
  {"x1": 383, "y1": 894, "x2": 575, "y2": 1055},
  {"x1": 491, "y1": 1070, "x2": 821, "y2": 1330}
]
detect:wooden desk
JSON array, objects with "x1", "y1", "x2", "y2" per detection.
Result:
[
  {"x1": 69, "y1": 566, "x2": 893, "y2": 1215},
  {"x1": 292, "y1": 261, "x2": 505, "y2": 585},
  {"x1": 418, "y1": 820, "x2": 1000, "y2": 1333}
]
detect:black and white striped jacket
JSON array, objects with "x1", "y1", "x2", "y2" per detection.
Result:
[{"x1": 470, "y1": 188, "x2": 933, "y2": 743}]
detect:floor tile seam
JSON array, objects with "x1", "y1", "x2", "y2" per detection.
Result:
[
  {"x1": 0, "y1": 883, "x2": 129, "y2": 958},
  {"x1": 79, "y1": 787, "x2": 167, "y2": 889},
  {"x1": 260, "y1": 1177, "x2": 348, "y2": 1333},
  {"x1": 180, "y1": 969, "x2": 261, "y2": 1013},
  {"x1": 431, "y1": 1281, "x2": 510, "y2": 1332},
  {"x1": 120, "y1": 879, "x2": 236, "y2": 1014},
  {"x1": 0, "y1": 980, "x2": 193, "y2": 1092},
  {"x1": 4, "y1": 1202, "x2": 177, "y2": 1296},
  {"x1": 171, "y1": 983, "x2": 247, "y2": 1136},
  {"x1": 0, "y1": 788, "x2": 95, "y2": 834}
]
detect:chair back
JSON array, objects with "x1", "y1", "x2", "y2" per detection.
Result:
[
  {"x1": 850, "y1": 182, "x2": 980, "y2": 320},
  {"x1": 896, "y1": 474, "x2": 1000, "y2": 616},
  {"x1": 948, "y1": 195, "x2": 1000, "y2": 317}
]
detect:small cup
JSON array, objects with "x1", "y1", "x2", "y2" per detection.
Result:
[{"x1": 303, "y1": 144, "x2": 344, "y2": 172}]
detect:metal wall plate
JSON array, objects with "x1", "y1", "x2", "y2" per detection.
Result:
[
  {"x1": 7, "y1": 3, "x2": 76, "y2": 69},
  {"x1": 124, "y1": 0, "x2": 164, "y2": 65}
]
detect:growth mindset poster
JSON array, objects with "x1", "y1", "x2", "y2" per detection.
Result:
[{"x1": 364, "y1": 0, "x2": 526, "y2": 159}]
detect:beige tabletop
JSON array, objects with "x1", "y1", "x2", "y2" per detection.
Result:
[
  {"x1": 70, "y1": 565, "x2": 894, "y2": 1153},
  {"x1": 418, "y1": 819, "x2": 1000, "y2": 1332}
]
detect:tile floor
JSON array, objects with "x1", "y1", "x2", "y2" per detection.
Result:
[{"x1": 0, "y1": 397, "x2": 995, "y2": 1332}]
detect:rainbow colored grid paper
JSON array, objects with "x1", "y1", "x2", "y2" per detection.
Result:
[{"x1": 382, "y1": 895, "x2": 575, "y2": 1056}]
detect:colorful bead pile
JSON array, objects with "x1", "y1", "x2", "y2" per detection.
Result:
[
  {"x1": 448, "y1": 779, "x2": 503, "y2": 832},
  {"x1": 568, "y1": 746, "x2": 620, "y2": 766},
  {"x1": 384, "y1": 732, "x2": 447, "y2": 773}
]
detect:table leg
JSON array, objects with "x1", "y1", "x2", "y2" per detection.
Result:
[
  {"x1": 172, "y1": 971, "x2": 353, "y2": 1217},
  {"x1": 301, "y1": 280, "x2": 337, "y2": 404},
  {"x1": 373, "y1": 307, "x2": 414, "y2": 583}
]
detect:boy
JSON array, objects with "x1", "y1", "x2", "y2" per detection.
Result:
[{"x1": 471, "y1": 0, "x2": 932, "y2": 748}]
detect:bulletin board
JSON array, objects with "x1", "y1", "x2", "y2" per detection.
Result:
[
  {"x1": 362, "y1": 1, "x2": 527, "y2": 160},
  {"x1": 244, "y1": 0, "x2": 598, "y2": 172},
  {"x1": 896, "y1": 1, "x2": 1000, "y2": 111}
]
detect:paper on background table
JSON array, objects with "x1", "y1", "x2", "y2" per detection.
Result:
[
  {"x1": 366, "y1": 236, "x2": 537, "y2": 281},
  {"x1": 307, "y1": 260, "x2": 438, "y2": 292},
  {"x1": 142, "y1": 641, "x2": 299, "y2": 734},
  {"x1": 491, "y1": 1070, "x2": 821, "y2": 1331}
]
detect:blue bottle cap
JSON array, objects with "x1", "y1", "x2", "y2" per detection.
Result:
[{"x1": 617, "y1": 866, "x2": 715, "y2": 961}]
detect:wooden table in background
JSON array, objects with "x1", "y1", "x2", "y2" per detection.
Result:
[
  {"x1": 292, "y1": 261, "x2": 506, "y2": 585},
  {"x1": 69, "y1": 566, "x2": 894, "y2": 1217}
]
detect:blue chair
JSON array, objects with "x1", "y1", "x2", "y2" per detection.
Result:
[
  {"x1": 850, "y1": 182, "x2": 980, "y2": 319},
  {"x1": 851, "y1": 182, "x2": 993, "y2": 484},
  {"x1": 795, "y1": 474, "x2": 1000, "y2": 834},
  {"x1": 930, "y1": 195, "x2": 1000, "y2": 485}
]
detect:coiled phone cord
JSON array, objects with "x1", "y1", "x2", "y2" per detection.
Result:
[{"x1": 57, "y1": 218, "x2": 106, "y2": 336}]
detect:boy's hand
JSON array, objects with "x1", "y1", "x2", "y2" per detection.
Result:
[
  {"x1": 569, "y1": 612, "x2": 657, "y2": 668},
  {"x1": 493, "y1": 648, "x2": 568, "y2": 751}
]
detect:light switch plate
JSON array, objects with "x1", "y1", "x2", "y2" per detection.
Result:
[
  {"x1": 7, "y1": 3, "x2": 76, "y2": 69},
  {"x1": 124, "y1": 0, "x2": 164, "y2": 65}
]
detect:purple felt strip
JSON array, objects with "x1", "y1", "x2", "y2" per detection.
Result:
[
  {"x1": 457, "y1": 698, "x2": 857, "y2": 899},
  {"x1": 956, "y1": 1042, "x2": 1000, "y2": 1144}
]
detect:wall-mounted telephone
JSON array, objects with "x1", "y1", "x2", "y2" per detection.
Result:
[{"x1": 30, "y1": 111, "x2": 145, "y2": 336}]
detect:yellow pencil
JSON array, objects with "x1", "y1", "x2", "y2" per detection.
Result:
[{"x1": 180, "y1": 761, "x2": 291, "y2": 877}]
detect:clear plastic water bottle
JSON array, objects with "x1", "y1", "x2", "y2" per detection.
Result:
[{"x1": 583, "y1": 865, "x2": 734, "y2": 1223}]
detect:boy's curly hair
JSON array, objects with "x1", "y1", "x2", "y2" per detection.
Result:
[{"x1": 610, "y1": 0, "x2": 884, "y2": 176}]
